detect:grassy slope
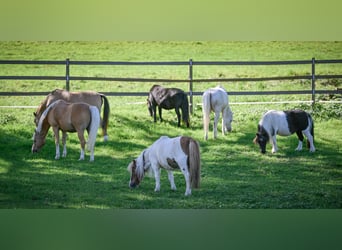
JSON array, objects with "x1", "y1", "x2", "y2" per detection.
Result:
[{"x1": 0, "y1": 41, "x2": 342, "y2": 208}]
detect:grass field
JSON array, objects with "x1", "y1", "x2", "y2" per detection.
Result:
[{"x1": 0, "y1": 41, "x2": 342, "y2": 208}]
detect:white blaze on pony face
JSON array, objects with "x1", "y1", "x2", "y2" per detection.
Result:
[
  {"x1": 32, "y1": 131, "x2": 46, "y2": 153},
  {"x1": 127, "y1": 160, "x2": 138, "y2": 188}
]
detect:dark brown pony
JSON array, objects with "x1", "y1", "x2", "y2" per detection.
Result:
[
  {"x1": 34, "y1": 89, "x2": 110, "y2": 141},
  {"x1": 147, "y1": 85, "x2": 190, "y2": 127},
  {"x1": 32, "y1": 100, "x2": 100, "y2": 161}
]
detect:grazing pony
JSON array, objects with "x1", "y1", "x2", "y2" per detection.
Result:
[
  {"x1": 32, "y1": 100, "x2": 100, "y2": 161},
  {"x1": 147, "y1": 85, "x2": 190, "y2": 127},
  {"x1": 202, "y1": 86, "x2": 233, "y2": 140},
  {"x1": 253, "y1": 109, "x2": 315, "y2": 154},
  {"x1": 127, "y1": 136, "x2": 201, "y2": 196},
  {"x1": 34, "y1": 89, "x2": 110, "y2": 141}
]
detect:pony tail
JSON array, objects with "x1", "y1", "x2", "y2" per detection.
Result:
[
  {"x1": 87, "y1": 106, "x2": 100, "y2": 151},
  {"x1": 100, "y1": 94, "x2": 110, "y2": 135},
  {"x1": 202, "y1": 92, "x2": 211, "y2": 136},
  {"x1": 189, "y1": 139, "x2": 201, "y2": 189}
]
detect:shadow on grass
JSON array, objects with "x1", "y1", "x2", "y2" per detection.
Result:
[{"x1": 1, "y1": 115, "x2": 342, "y2": 208}]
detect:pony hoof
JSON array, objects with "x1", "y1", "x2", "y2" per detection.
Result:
[{"x1": 103, "y1": 135, "x2": 109, "y2": 142}]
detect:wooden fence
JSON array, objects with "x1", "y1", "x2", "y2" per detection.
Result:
[{"x1": 1, "y1": 58, "x2": 342, "y2": 112}]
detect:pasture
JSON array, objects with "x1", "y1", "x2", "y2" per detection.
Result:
[{"x1": 0, "y1": 41, "x2": 342, "y2": 208}]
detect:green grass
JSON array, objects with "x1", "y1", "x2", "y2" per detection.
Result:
[{"x1": 0, "y1": 41, "x2": 342, "y2": 208}]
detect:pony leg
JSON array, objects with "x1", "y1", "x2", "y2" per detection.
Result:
[
  {"x1": 158, "y1": 107, "x2": 163, "y2": 122},
  {"x1": 221, "y1": 112, "x2": 226, "y2": 135},
  {"x1": 303, "y1": 130, "x2": 316, "y2": 152},
  {"x1": 52, "y1": 127, "x2": 60, "y2": 160},
  {"x1": 167, "y1": 171, "x2": 177, "y2": 191},
  {"x1": 175, "y1": 108, "x2": 181, "y2": 127},
  {"x1": 77, "y1": 131, "x2": 86, "y2": 161},
  {"x1": 295, "y1": 131, "x2": 304, "y2": 151},
  {"x1": 178, "y1": 162, "x2": 191, "y2": 196},
  {"x1": 213, "y1": 111, "x2": 220, "y2": 139},
  {"x1": 62, "y1": 132, "x2": 67, "y2": 157},
  {"x1": 153, "y1": 167, "x2": 161, "y2": 192},
  {"x1": 271, "y1": 135, "x2": 278, "y2": 153},
  {"x1": 153, "y1": 106, "x2": 157, "y2": 122}
]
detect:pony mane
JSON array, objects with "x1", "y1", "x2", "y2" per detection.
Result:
[
  {"x1": 36, "y1": 100, "x2": 62, "y2": 133},
  {"x1": 136, "y1": 149, "x2": 153, "y2": 178}
]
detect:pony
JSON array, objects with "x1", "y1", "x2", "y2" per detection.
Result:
[
  {"x1": 32, "y1": 99, "x2": 100, "y2": 161},
  {"x1": 127, "y1": 136, "x2": 201, "y2": 196},
  {"x1": 33, "y1": 89, "x2": 110, "y2": 141},
  {"x1": 202, "y1": 86, "x2": 233, "y2": 140},
  {"x1": 253, "y1": 109, "x2": 315, "y2": 154},
  {"x1": 147, "y1": 85, "x2": 190, "y2": 127}
]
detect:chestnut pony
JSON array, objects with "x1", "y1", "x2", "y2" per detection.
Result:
[
  {"x1": 32, "y1": 100, "x2": 100, "y2": 161},
  {"x1": 34, "y1": 89, "x2": 109, "y2": 141}
]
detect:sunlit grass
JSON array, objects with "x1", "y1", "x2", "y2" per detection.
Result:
[{"x1": 0, "y1": 41, "x2": 341, "y2": 208}]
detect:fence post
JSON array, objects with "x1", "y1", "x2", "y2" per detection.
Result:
[
  {"x1": 311, "y1": 57, "x2": 316, "y2": 106},
  {"x1": 189, "y1": 59, "x2": 193, "y2": 114},
  {"x1": 66, "y1": 58, "x2": 70, "y2": 91}
]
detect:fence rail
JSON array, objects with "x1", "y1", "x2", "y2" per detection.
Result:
[{"x1": 1, "y1": 58, "x2": 342, "y2": 112}]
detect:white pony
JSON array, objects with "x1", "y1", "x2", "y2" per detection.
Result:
[
  {"x1": 127, "y1": 136, "x2": 201, "y2": 196},
  {"x1": 253, "y1": 109, "x2": 315, "y2": 154},
  {"x1": 202, "y1": 86, "x2": 233, "y2": 140}
]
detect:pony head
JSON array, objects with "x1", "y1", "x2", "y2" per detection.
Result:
[
  {"x1": 32, "y1": 130, "x2": 46, "y2": 153},
  {"x1": 127, "y1": 150, "x2": 151, "y2": 188},
  {"x1": 253, "y1": 125, "x2": 269, "y2": 154},
  {"x1": 127, "y1": 160, "x2": 141, "y2": 188},
  {"x1": 223, "y1": 107, "x2": 233, "y2": 132}
]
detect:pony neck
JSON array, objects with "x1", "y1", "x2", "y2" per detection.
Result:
[{"x1": 37, "y1": 120, "x2": 51, "y2": 137}]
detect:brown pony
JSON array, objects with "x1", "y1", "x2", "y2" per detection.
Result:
[
  {"x1": 34, "y1": 89, "x2": 110, "y2": 141},
  {"x1": 32, "y1": 100, "x2": 100, "y2": 161}
]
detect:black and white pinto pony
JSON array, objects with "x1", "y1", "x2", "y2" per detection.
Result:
[
  {"x1": 202, "y1": 86, "x2": 233, "y2": 140},
  {"x1": 253, "y1": 109, "x2": 315, "y2": 154},
  {"x1": 127, "y1": 136, "x2": 201, "y2": 196},
  {"x1": 147, "y1": 85, "x2": 190, "y2": 127}
]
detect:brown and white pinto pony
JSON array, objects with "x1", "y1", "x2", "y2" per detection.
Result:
[
  {"x1": 127, "y1": 136, "x2": 201, "y2": 196},
  {"x1": 34, "y1": 89, "x2": 110, "y2": 141},
  {"x1": 253, "y1": 109, "x2": 315, "y2": 154},
  {"x1": 32, "y1": 100, "x2": 100, "y2": 161}
]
